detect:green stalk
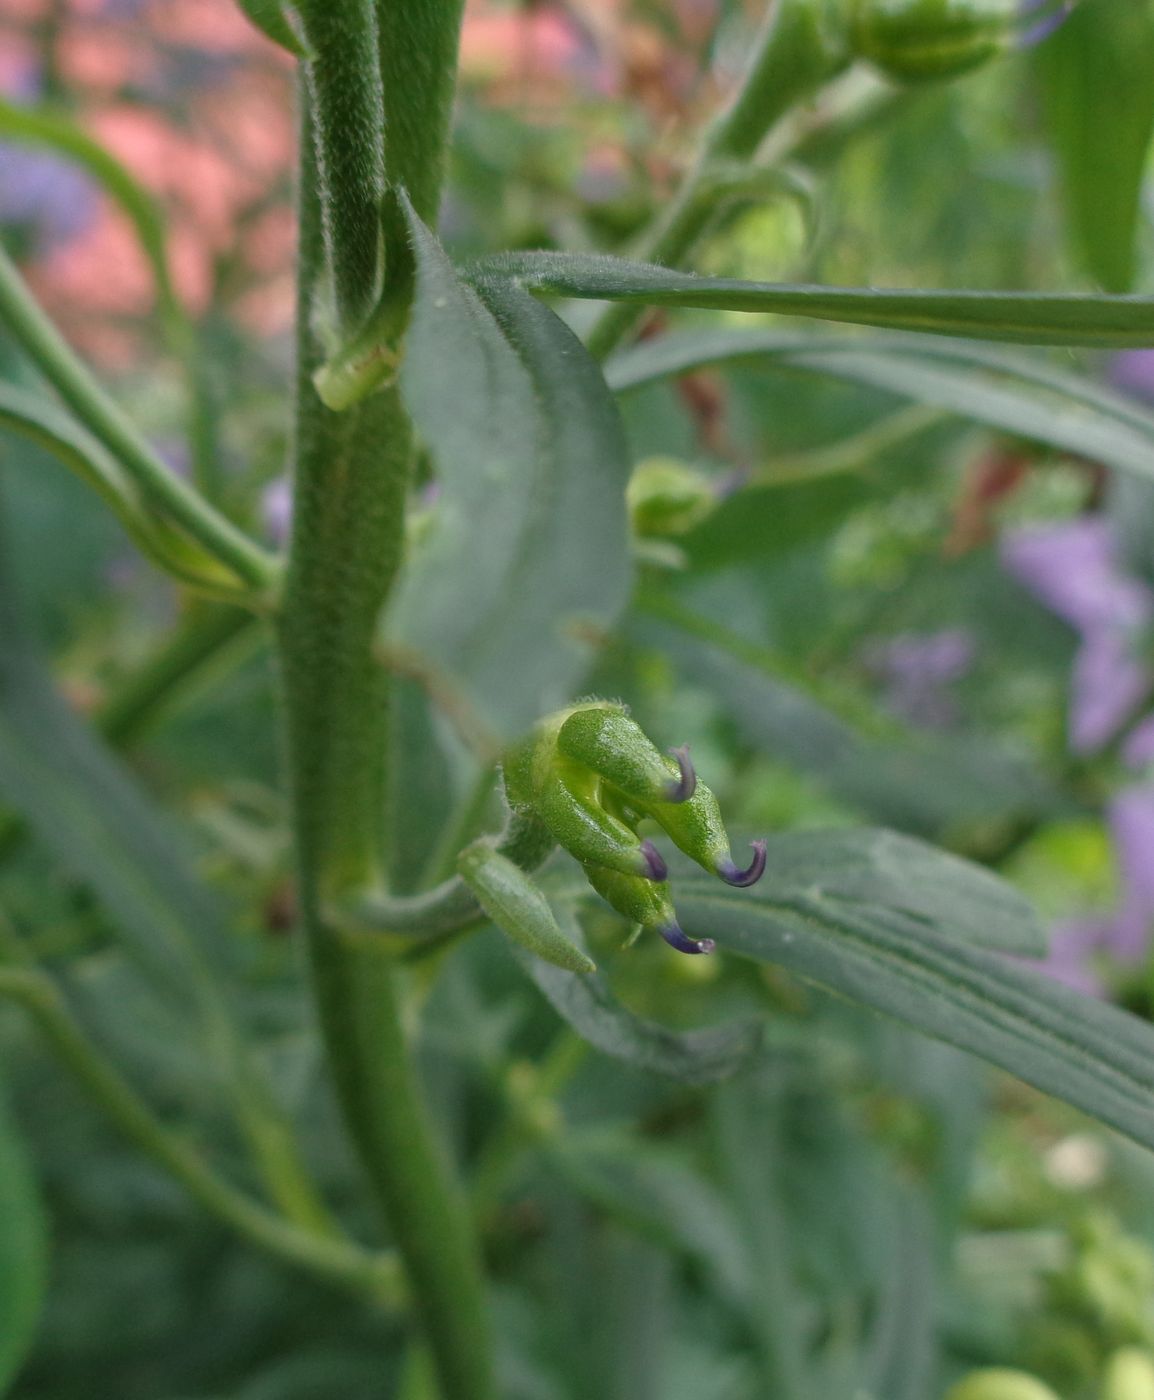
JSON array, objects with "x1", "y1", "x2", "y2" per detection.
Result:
[
  {"x1": 0, "y1": 966, "x2": 400, "y2": 1300},
  {"x1": 585, "y1": 0, "x2": 849, "y2": 359},
  {"x1": 277, "y1": 76, "x2": 495, "y2": 1400},
  {"x1": 297, "y1": 0, "x2": 387, "y2": 335},
  {"x1": 0, "y1": 246, "x2": 276, "y2": 593}
]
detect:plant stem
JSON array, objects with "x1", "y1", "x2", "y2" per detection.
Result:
[
  {"x1": 297, "y1": 0, "x2": 386, "y2": 335},
  {"x1": 0, "y1": 966, "x2": 401, "y2": 1300},
  {"x1": 0, "y1": 245, "x2": 276, "y2": 592},
  {"x1": 584, "y1": 0, "x2": 849, "y2": 359},
  {"x1": 277, "y1": 87, "x2": 495, "y2": 1399}
]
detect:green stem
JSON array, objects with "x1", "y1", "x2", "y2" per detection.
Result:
[
  {"x1": 0, "y1": 245, "x2": 276, "y2": 593},
  {"x1": 297, "y1": 0, "x2": 386, "y2": 334},
  {"x1": 0, "y1": 966, "x2": 400, "y2": 1300},
  {"x1": 584, "y1": 0, "x2": 849, "y2": 360},
  {"x1": 97, "y1": 601, "x2": 259, "y2": 745},
  {"x1": 278, "y1": 88, "x2": 495, "y2": 1400}
]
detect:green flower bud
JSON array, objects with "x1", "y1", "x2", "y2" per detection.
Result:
[
  {"x1": 943, "y1": 1370, "x2": 1061, "y2": 1400},
  {"x1": 501, "y1": 701, "x2": 765, "y2": 954},
  {"x1": 584, "y1": 864, "x2": 714, "y2": 955},
  {"x1": 627, "y1": 458, "x2": 719, "y2": 538},
  {"x1": 850, "y1": 0, "x2": 1016, "y2": 81},
  {"x1": 1103, "y1": 1349, "x2": 1154, "y2": 1400}
]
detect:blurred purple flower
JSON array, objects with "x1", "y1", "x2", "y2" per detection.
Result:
[
  {"x1": 261, "y1": 476, "x2": 293, "y2": 546},
  {"x1": 1039, "y1": 916, "x2": 1110, "y2": 997},
  {"x1": 864, "y1": 628, "x2": 975, "y2": 729},
  {"x1": 1036, "y1": 786, "x2": 1154, "y2": 994},
  {"x1": 1106, "y1": 786, "x2": 1154, "y2": 962},
  {"x1": 1002, "y1": 518, "x2": 1154, "y2": 755},
  {"x1": 1109, "y1": 350, "x2": 1154, "y2": 403},
  {"x1": 0, "y1": 144, "x2": 100, "y2": 255}
]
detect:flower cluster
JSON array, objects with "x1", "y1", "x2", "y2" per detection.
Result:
[{"x1": 502, "y1": 701, "x2": 766, "y2": 954}]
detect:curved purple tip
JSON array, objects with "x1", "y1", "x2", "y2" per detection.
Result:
[
  {"x1": 665, "y1": 745, "x2": 697, "y2": 803},
  {"x1": 640, "y1": 839, "x2": 668, "y2": 882},
  {"x1": 717, "y1": 839, "x2": 767, "y2": 889},
  {"x1": 658, "y1": 923, "x2": 715, "y2": 955}
]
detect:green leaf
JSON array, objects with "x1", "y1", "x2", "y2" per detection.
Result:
[
  {"x1": 608, "y1": 329, "x2": 1154, "y2": 482},
  {"x1": 672, "y1": 846, "x2": 1154, "y2": 1153},
  {"x1": 235, "y1": 0, "x2": 310, "y2": 57},
  {"x1": 389, "y1": 207, "x2": 632, "y2": 742},
  {"x1": 458, "y1": 843, "x2": 596, "y2": 974},
  {"x1": 0, "y1": 1074, "x2": 47, "y2": 1396},
  {"x1": 637, "y1": 611, "x2": 1056, "y2": 845},
  {"x1": 473, "y1": 252, "x2": 1154, "y2": 348},
  {"x1": 0, "y1": 383, "x2": 230, "y2": 592},
  {"x1": 732, "y1": 827, "x2": 1047, "y2": 956},
  {"x1": 506, "y1": 898, "x2": 762, "y2": 1085},
  {"x1": 1033, "y1": 0, "x2": 1154, "y2": 293}
]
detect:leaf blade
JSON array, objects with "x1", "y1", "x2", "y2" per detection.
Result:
[
  {"x1": 391, "y1": 208, "x2": 632, "y2": 741},
  {"x1": 475, "y1": 252, "x2": 1154, "y2": 348}
]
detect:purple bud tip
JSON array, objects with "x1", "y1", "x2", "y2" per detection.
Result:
[
  {"x1": 1016, "y1": 0, "x2": 1073, "y2": 47},
  {"x1": 659, "y1": 923, "x2": 715, "y2": 955},
  {"x1": 718, "y1": 839, "x2": 767, "y2": 889},
  {"x1": 640, "y1": 839, "x2": 668, "y2": 882},
  {"x1": 665, "y1": 745, "x2": 697, "y2": 803}
]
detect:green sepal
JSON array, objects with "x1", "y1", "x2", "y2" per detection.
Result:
[
  {"x1": 649, "y1": 784, "x2": 732, "y2": 876},
  {"x1": 1103, "y1": 1349, "x2": 1154, "y2": 1400},
  {"x1": 457, "y1": 843, "x2": 596, "y2": 974},
  {"x1": 538, "y1": 762, "x2": 656, "y2": 879},
  {"x1": 583, "y1": 864, "x2": 678, "y2": 936},
  {"x1": 556, "y1": 704, "x2": 683, "y2": 808}
]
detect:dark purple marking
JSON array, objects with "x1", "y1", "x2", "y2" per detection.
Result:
[
  {"x1": 640, "y1": 839, "x2": 668, "y2": 882},
  {"x1": 665, "y1": 745, "x2": 697, "y2": 803},
  {"x1": 658, "y1": 923, "x2": 715, "y2": 955},
  {"x1": 718, "y1": 839, "x2": 767, "y2": 889}
]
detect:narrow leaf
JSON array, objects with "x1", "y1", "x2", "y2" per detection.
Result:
[
  {"x1": 506, "y1": 894, "x2": 762, "y2": 1085},
  {"x1": 638, "y1": 613, "x2": 1055, "y2": 846},
  {"x1": 390, "y1": 205, "x2": 632, "y2": 741},
  {"x1": 607, "y1": 329, "x2": 1154, "y2": 482},
  {"x1": 674, "y1": 863, "x2": 1154, "y2": 1152},
  {"x1": 474, "y1": 251, "x2": 1154, "y2": 348},
  {"x1": 459, "y1": 843, "x2": 596, "y2": 974}
]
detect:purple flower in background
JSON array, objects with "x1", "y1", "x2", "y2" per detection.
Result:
[
  {"x1": 261, "y1": 476, "x2": 293, "y2": 546},
  {"x1": 1109, "y1": 350, "x2": 1154, "y2": 403},
  {"x1": 1106, "y1": 786, "x2": 1154, "y2": 962},
  {"x1": 0, "y1": 144, "x2": 100, "y2": 255},
  {"x1": 1035, "y1": 787, "x2": 1154, "y2": 994},
  {"x1": 1002, "y1": 518, "x2": 1154, "y2": 754},
  {"x1": 864, "y1": 628, "x2": 976, "y2": 729}
]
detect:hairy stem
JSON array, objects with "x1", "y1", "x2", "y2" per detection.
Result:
[{"x1": 277, "y1": 82, "x2": 495, "y2": 1399}]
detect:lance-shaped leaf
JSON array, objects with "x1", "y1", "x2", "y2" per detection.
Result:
[
  {"x1": 388, "y1": 205, "x2": 632, "y2": 741},
  {"x1": 458, "y1": 842, "x2": 596, "y2": 974},
  {"x1": 671, "y1": 834, "x2": 1154, "y2": 1152},
  {"x1": 472, "y1": 251, "x2": 1154, "y2": 349},
  {"x1": 608, "y1": 329, "x2": 1154, "y2": 482}
]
